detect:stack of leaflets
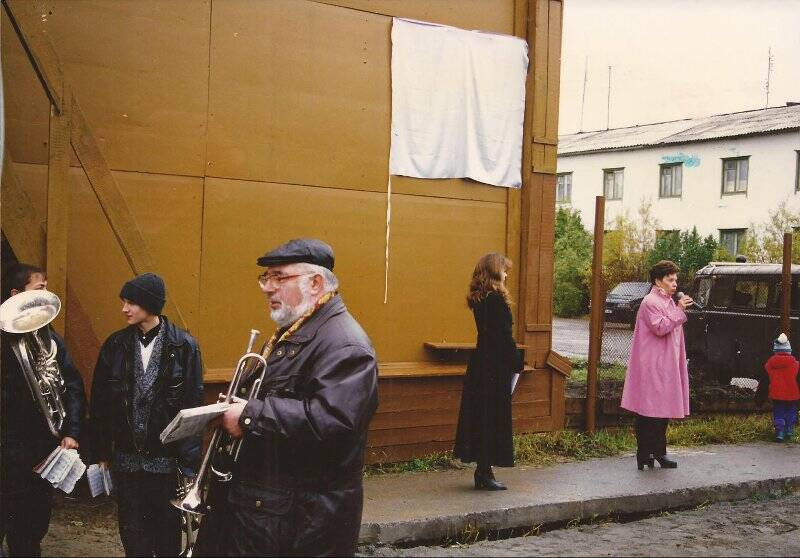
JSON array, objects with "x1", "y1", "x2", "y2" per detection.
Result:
[
  {"x1": 160, "y1": 402, "x2": 230, "y2": 444},
  {"x1": 86, "y1": 463, "x2": 114, "y2": 497},
  {"x1": 32, "y1": 447, "x2": 86, "y2": 494}
]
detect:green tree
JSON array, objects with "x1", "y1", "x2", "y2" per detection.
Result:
[
  {"x1": 553, "y1": 206, "x2": 593, "y2": 316},
  {"x1": 740, "y1": 200, "x2": 800, "y2": 263},
  {"x1": 647, "y1": 227, "x2": 718, "y2": 284}
]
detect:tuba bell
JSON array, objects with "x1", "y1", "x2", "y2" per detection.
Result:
[{"x1": 0, "y1": 289, "x2": 66, "y2": 437}]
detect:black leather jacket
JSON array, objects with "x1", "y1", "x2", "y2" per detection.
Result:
[
  {"x1": 89, "y1": 316, "x2": 204, "y2": 473},
  {"x1": 196, "y1": 295, "x2": 378, "y2": 557},
  {"x1": 1, "y1": 328, "x2": 86, "y2": 443}
]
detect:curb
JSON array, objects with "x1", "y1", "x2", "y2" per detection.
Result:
[{"x1": 358, "y1": 476, "x2": 800, "y2": 546}]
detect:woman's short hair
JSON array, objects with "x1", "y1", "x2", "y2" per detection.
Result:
[
  {"x1": 648, "y1": 260, "x2": 680, "y2": 284},
  {"x1": 467, "y1": 253, "x2": 512, "y2": 308}
]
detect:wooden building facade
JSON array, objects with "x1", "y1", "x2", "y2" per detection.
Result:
[{"x1": 1, "y1": 0, "x2": 568, "y2": 463}]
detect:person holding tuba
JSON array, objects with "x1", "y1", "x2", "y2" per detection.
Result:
[
  {"x1": 0, "y1": 263, "x2": 87, "y2": 557},
  {"x1": 192, "y1": 238, "x2": 379, "y2": 557},
  {"x1": 89, "y1": 272, "x2": 204, "y2": 557}
]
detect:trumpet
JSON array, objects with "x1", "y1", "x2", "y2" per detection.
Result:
[
  {"x1": 171, "y1": 329, "x2": 268, "y2": 520},
  {"x1": 175, "y1": 471, "x2": 200, "y2": 557},
  {"x1": 0, "y1": 290, "x2": 66, "y2": 437}
]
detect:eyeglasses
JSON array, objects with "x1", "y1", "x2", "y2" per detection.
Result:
[{"x1": 257, "y1": 272, "x2": 315, "y2": 289}]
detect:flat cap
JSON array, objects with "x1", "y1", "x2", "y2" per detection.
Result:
[{"x1": 257, "y1": 238, "x2": 335, "y2": 270}]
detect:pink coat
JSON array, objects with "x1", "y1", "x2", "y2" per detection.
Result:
[{"x1": 621, "y1": 286, "x2": 690, "y2": 419}]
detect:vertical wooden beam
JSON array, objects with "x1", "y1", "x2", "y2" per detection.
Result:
[
  {"x1": 2, "y1": 149, "x2": 46, "y2": 265},
  {"x1": 587, "y1": 196, "x2": 606, "y2": 433},
  {"x1": 46, "y1": 96, "x2": 71, "y2": 334},
  {"x1": 782, "y1": 231, "x2": 792, "y2": 335},
  {"x1": 520, "y1": 0, "x2": 563, "y2": 368}
]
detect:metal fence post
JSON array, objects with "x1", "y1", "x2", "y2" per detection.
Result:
[
  {"x1": 586, "y1": 196, "x2": 606, "y2": 433},
  {"x1": 782, "y1": 231, "x2": 792, "y2": 335}
]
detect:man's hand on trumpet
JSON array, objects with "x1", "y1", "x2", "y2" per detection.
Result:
[{"x1": 209, "y1": 394, "x2": 247, "y2": 439}]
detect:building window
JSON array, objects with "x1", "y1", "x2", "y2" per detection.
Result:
[
  {"x1": 719, "y1": 228, "x2": 746, "y2": 256},
  {"x1": 721, "y1": 157, "x2": 749, "y2": 195},
  {"x1": 603, "y1": 168, "x2": 624, "y2": 200},
  {"x1": 795, "y1": 151, "x2": 800, "y2": 192},
  {"x1": 556, "y1": 173, "x2": 572, "y2": 203},
  {"x1": 659, "y1": 163, "x2": 682, "y2": 198}
]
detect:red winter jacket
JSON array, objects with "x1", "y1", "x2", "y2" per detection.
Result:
[{"x1": 764, "y1": 353, "x2": 800, "y2": 401}]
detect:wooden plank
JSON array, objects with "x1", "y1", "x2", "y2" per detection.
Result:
[
  {"x1": 513, "y1": 416, "x2": 555, "y2": 433},
  {"x1": 2, "y1": 1, "x2": 63, "y2": 112},
  {"x1": 378, "y1": 376, "x2": 466, "y2": 398},
  {"x1": 550, "y1": 373, "x2": 566, "y2": 429},
  {"x1": 371, "y1": 400, "x2": 551, "y2": 431},
  {"x1": 545, "y1": 1, "x2": 563, "y2": 142},
  {"x1": 424, "y1": 341, "x2": 529, "y2": 350},
  {"x1": 5, "y1": 0, "x2": 189, "y2": 330},
  {"x1": 367, "y1": 424, "x2": 456, "y2": 447},
  {"x1": 365, "y1": 441, "x2": 453, "y2": 464},
  {"x1": 531, "y1": 0, "x2": 549, "y2": 141},
  {"x1": 375, "y1": 390, "x2": 464, "y2": 414},
  {"x1": 46, "y1": 98, "x2": 70, "y2": 334},
  {"x1": 546, "y1": 350, "x2": 572, "y2": 377},
  {"x1": 2, "y1": 151, "x2": 45, "y2": 265},
  {"x1": 69, "y1": 96, "x2": 187, "y2": 329}
]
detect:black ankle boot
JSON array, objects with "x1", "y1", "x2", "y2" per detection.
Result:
[
  {"x1": 636, "y1": 455, "x2": 654, "y2": 470},
  {"x1": 474, "y1": 468, "x2": 507, "y2": 491},
  {"x1": 655, "y1": 455, "x2": 677, "y2": 468}
]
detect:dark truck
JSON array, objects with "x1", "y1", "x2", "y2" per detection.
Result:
[{"x1": 685, "y1": 262, "x2": 800, "y2": 383}]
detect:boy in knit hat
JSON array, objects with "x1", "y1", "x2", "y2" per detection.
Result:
[
  {"x1": 755, "y1": 333, "x2": 800, "y2": 442},
  {"x1": 90, "y1": 272, "x2": 204, "y2": 556}
]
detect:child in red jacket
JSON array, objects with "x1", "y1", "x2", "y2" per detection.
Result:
[{"x1": 756, "y1": 333, "x2": 800, "y2": 442}]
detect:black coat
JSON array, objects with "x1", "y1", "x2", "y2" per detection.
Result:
[
  {"x1": 194, "y1": 295, "x2": 379, "y2": 557},
  {"x1": 89, "y1": 316, "x2": 204, "y2": 473},
  {"x1": 454, "y1": 291, "x2": 522, "y2": 468},
  {"x1": 1, "y1": 329, "x2": 87, "y2": 493}
]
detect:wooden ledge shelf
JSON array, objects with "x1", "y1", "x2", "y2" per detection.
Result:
[
  {"x1": 424, "y1": 342, "x2": 529, "y2": 351},
  {"x1": 379, "y1": 361, "x2": 536, "y2": 379}
]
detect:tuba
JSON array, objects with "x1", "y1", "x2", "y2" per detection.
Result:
[{"x1": 0, "y1": 289, "x2": 66, "y2": 438}]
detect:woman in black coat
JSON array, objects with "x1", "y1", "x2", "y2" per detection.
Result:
[{"x1": 454, "y1": 253, "x2": 523, "y2": 490}]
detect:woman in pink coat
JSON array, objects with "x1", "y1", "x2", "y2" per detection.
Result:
[{"x1": 621, "y1": 260, "x2": 693, "y2": 470}]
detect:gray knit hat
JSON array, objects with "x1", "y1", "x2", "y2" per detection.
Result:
[
  {"x1": 773, "y1": 333, "x2": 792, "y2": 353},
  {"x1": 120, "y1": 272, "x2": 166, "y2": 315}
]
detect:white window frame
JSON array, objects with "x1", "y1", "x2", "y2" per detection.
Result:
[
  {"x1": 719, "y1": 228, "x2": 746, "y2": 256},
  {"x1": 659, "y1": 163, "x2": 683, "y2": 198},
  {"x1": 556, "y1": 172, "x2": 572, "y2": 203},
  {"x1": 721, "y1": 157, "x2": 749, "y2": 195},
  {"x1": 603, "y1": 168, "x2": 624, "y2": 200}
]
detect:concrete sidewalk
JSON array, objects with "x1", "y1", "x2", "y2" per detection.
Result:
[{"x1": 359, "y1": 442, "x2": 800, "y2": 546}]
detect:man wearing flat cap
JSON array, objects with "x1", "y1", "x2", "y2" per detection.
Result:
[
  {"x1": 90, "y1": 272, "x2": 204, "y2": 557},
  {"x1": 195, "y1": 239, "x2": 379, "y2": 557}
]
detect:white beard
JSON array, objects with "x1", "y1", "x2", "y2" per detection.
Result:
[{"x1": 269, "y1": 297, "x2": 315, "y2": 328}]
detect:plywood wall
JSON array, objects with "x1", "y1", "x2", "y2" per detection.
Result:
[{"x1": 2, "y1": 0, "x2": 521, "y2": 375}]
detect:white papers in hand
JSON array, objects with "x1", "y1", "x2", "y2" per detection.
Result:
[
  {"x1": 159, "y1": 402, "x2": 231, "y2": 444},
  {"x1": 87, "y1": 463, "x2": 113, "y2": 497},
  {"x1": 32, "y1": 447, "x2": 86, "y2": 494}
]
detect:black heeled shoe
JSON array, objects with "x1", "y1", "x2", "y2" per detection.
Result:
[
  {"x1": 474, "y1": 468, "x2": 507, "y2": 491},
  {"x1": 636, "y1": 456, "x2": 655, "y2": 470},
  {"x1": 655, "y1": 455, "x2": 677, "y2": 468}
]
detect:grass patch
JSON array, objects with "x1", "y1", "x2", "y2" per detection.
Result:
[
  {"x1": 364, "y1": 414, "x2": 778, "y2": 476},
  {"x1": 568, "y1": 361, "x2": 627, "y2": 385}
]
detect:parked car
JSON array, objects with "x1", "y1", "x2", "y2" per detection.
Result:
[
  {"x1": 685, "y1": 262, "x2": 800, "y2": 384},
  {"x1": 603, "y1": 281, "x2": 651, "y2": 328}
]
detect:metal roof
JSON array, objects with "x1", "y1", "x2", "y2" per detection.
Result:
[
  {"x1": 696, "y1": 262, "x2": 800, "y2": 276},
  {"x1": 559, "y1": 105, "x2": 800, "y2": 156}
]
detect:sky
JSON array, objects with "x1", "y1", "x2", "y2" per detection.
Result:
[{"x1": 558, "y1": 0, "x2": 800, "y2": 135}]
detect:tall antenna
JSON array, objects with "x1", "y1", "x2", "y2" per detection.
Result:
[
  {"x1": 606, "y1": 65, "x2": 612, "y2": 130},
  {"x1": 765, "y1": 46, "x2": 774, "y2": 108},
  {"x1": 580, "y1": 56, "x2": 588, "y2": 132}
]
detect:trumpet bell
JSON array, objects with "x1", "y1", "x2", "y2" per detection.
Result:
[{"x1": 0, "y1": 290, "x2": 61, "y2": 333}]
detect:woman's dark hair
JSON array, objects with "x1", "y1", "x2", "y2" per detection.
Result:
[
  {"x1": 2, "y1": 263, "x2": 45, "y2": 300},
  {"x1": 648, "y1": 260, "x2": 680, "y2": 285},
  {"x1": 467, "y1": 253, "x2": 512, "y2": 309}
]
